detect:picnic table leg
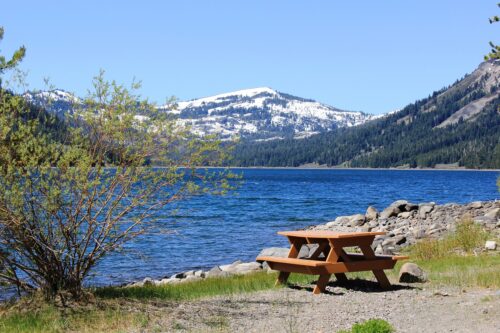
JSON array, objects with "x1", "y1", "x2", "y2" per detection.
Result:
[
  {"x1": 309, "y1": 243, "x2": 349, "y2": 284},
  {"x1": 313, "y1": 274, "x2": 331, "y2": 294},
  {"x1": 359, "y1": 243, "x2": 391, "y2": 289},
  {"x1": 276, "y1": 237, "x2": 304, "y2": 286}
]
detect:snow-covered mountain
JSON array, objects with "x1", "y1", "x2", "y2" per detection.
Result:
[
  {"x1": 24, "y1": 89, "x2": 80, "y2": 116},
  {"x1": 158, "y1": 87, "x2": 375, "y2": 140},
  {"x1": 24, "y1": 87, "x2": 376, "y2": 141}
]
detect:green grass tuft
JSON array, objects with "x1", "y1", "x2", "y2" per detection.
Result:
[{"x1": 337, "y1": 318, "x2": 394, "y2": 333}]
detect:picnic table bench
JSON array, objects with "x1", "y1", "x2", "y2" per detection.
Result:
[{"x1": 256, "y1": 230, "x2": 409, "y2": 294}]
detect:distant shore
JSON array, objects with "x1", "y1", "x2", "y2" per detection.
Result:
[{"x1": 217, "y1": 166, "x2": 500, "y2": 172}]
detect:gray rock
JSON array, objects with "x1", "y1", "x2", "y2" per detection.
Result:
[
  {"x1": 142, "y1": 277, "x2": 155, "y2": 286},
  {"x1": 206, "y1": 266, "x2": 230, "y2": 278},
  {"x1": 257, "y1": 247, "x2": 289, "y2": 258},
  {"x1": 474, "y1": 216, "x2": 496, "y2": 225},
  {"x1": 399, "y1": 263, "x2": 427, "y2": 283},
  {"x1": 405, "y1": 203, "x2": 419, "y2": 211},
  {"x1": 220, "y1": 260, "x2": 243, "y2": 272},
  {"x1": 484, "y1": 208, "x2": 500, "y2": 219},
  {"x1": 365, "y1": 206, "x2": 379, "y2": 221},
  {"x1": 348, "y1": 214, "x2": 366, "y2": 227},
  {"x1": 232, "y1": 262, "x2": 262, "y2": 274},
  {"x1": 398, "y1": 212, "x2": 412, "y2": 218},
  {"x1": 418, "y1": 205, "x2": 434, "y2": 218},
  {"x1": 470, "y1": 201, "x2": 483, "y2": 209},
  {"x1": 335, "y1": 216, "x2": 351, "y2": 225},
  {"x1": 194, "y1": 270, "x2": 205, "y2": 278},
  {"x1": 485, "y1": 240, "x2": 497, "y2": 250},
  {"x1": 325, "y1": 220, "x2": 337, "y2": 227},
  {"x1": 184, "y1": 275, "x2": 202, "y2": 282},
  {"x1": 394, "y1": 235, "x2": 407, "y2": 245},
  {"x1": 391, "y1": 200, "x2": 409, "y2": 210},
  {"x1": 171, "y1": 272, "x2": 186, "y2": 279},
  {"x1": 380, "y1": 206, "x2": 400, "y2": 219}
]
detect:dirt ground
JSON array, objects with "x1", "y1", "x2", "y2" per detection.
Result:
[{"x1": 134, "y1": 280, "x2": 500, "y2": 332}]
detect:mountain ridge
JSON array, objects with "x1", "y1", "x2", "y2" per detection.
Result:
[{"x1": 231, "y1": 60, "x2": 500, "y2": 169}]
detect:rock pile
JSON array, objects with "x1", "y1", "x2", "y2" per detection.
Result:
[
  {"x1": 125, "y1": 260, "x2": 265, "y2": 288},
  {"x1": 311, "y1": 200, "x2": 500, "y2": 255}
]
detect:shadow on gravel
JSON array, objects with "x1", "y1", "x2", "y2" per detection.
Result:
[{"x1": 287, "y1": 278, "x2": 416, "y2": 295}]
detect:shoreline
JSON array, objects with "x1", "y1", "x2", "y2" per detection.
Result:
[{"x1": 209, "y1": 166, "x2": 500, "y2": 172}]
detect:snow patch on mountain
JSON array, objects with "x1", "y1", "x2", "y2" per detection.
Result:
[{"x1": 159, "y1": 87, "x2": 375, "y2": 140}]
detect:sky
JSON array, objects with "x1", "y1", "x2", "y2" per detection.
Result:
[{"x1": 0, "y1": 1, "x2": 497, "y2": 114}]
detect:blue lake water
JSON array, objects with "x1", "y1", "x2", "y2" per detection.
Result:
[{"x1": 91, "y1": 169, "x2": 500, "y2": 286}]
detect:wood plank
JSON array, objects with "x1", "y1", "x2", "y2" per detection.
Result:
[
  {"x1": 266, "y1": 262, "x2": 327, "y2": 275},
  {"x1": 278, "y1": 230, "x2": 385, "y2": 239},
  {"x1": 323, "y1": 260, "x2": 396, "y2": 273},
  {"x1": 256, "y1": 256, "x2": 330, "y2": 267}
]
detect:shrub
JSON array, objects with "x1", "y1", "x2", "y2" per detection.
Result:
[
  {"x1": 452, "y1": 217, "x2": 489, "y2": 253},
  {"x1": 338, "y1": 318, "x2": 394, "y2": 333}
]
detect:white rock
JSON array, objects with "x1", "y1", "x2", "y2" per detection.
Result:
[{"x1": 485, "y1": 240, "x2": 497, "y2": 250}]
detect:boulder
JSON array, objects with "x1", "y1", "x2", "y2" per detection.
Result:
[
  {"x1": 335, "y1": 216, "x2": 350, "y2": 225},
  {"x1": 418, "y1": 204, "x2": 434, "y2": 218},
  {"x1": 405, "y1": 203, "x2": 419, "y2": 211},
  {"x1": 484, "y1": 208, "x2": 500, "y2": 219},
  {"x1": 171, "y1": 272, "x2": 186, "y2": 279},
  {"x1": 485, "y1": 240, "x2": 497, "y2": 250},
  {"x1": 205, "y1": 266, "x2": 230, "y2": 278},
  {"x1": 232, "y1": 262, "x2": 262, "y2": 274},
  {"x1": 365, "y1": 206, "x2": 379, "y2": 221},
  {"x1": 380, "y1": 206, "x2": 400, "y2": 219},
  {"x1": 194, "y1": 270, "x2": 205, "y2": 278},
  {"x1": 348, "y1": 214, "x2": 366, "y2": 227},
  {"x1": 142, "y1": 277, "x2": 155, "y2": 286},
  {"x1": 399, "y1": 263, "x2": 427, "y2": 283},
  {"x1": 391, "y1": 200, "x2": 409, "y2": 210},
  {"x1": 183, "y1": 275, "x2": 202, "y2": 282},
  {"x1": 470, "y1": 201, "x2": 483, "y2": 209},
  {"x1": 257, "y1": 247, "x2": 289, "y2": 258},
  {"x1": 220, "y1": 260, "x2": 243, "y2": 272},
  {"x1": 398, "y1": 212, "x2": 412, "y2": 218}
]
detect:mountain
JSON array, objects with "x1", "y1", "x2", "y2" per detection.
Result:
[
  {"x1": 23, "y1": 89, "x2": 80, "y2": 116},
  {"x1": 25, "y1": 87, "x2": 375, "y2": 141},
  {"x1": 157, "y1": 87, "x2": 375, "y2": 140},
  {"x1": 232, "y1": 60, "x2": 500, "y2": 169}
]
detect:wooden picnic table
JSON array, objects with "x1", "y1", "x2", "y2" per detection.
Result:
[{"x1": 256, "y1": 230, "x2": 408, "y2": 294}]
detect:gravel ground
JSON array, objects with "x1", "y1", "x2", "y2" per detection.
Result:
[{"x1": 142, "y1": 280, "x2": 500, "y2": 332}]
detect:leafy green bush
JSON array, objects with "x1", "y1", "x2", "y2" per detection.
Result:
[{"x1": 338, "y1": 318, "x2": 394, "y2": 333}]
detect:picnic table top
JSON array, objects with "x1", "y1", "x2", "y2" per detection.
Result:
[{"x1": 277, "y1": 230, "x2": 386, "y2": 239}]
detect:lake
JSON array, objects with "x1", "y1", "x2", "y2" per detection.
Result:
[{"x1": 91, "y1": 168, "x2": 499, "y2": 286}]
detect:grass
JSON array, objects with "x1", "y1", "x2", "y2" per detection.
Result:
[
  {"x1": 409, "y1": 217, "x2": 492, "y2": 260},
  {"x1": 0, "y1": 303, "x2": 147, "y2": 333},
  {"x1": 337, "y1": 319, "x2": 394, "y2": 333},
  {"x1": 96, "y1": 271, "x2": 315, "y2": 300}
]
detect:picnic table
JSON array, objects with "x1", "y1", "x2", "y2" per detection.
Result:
[{"x1": 256, "y1": 230, "x2": 408, "y2": 294}]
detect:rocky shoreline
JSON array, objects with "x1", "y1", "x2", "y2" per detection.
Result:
[{"x1": 126, "y1": 200, "x2": 499, "y2": 288}]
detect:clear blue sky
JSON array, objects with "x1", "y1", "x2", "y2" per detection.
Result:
[{"x1": 0, "y1": 1, "x2": 497, "y2": 114}]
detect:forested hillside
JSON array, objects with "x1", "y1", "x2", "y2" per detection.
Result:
[{"x1": 232, "y1": 61, "x2": 500, "y2": 169}]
